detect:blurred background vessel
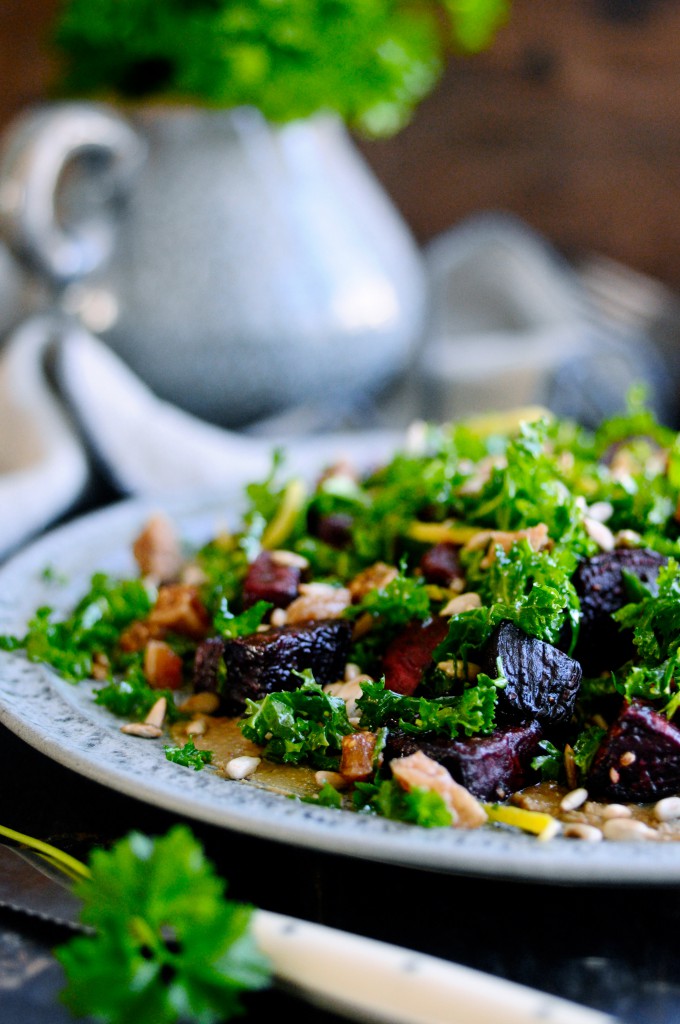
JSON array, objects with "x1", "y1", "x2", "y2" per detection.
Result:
[{"x1": 2, "y1": 0, "x2": 680, "y2": 435}]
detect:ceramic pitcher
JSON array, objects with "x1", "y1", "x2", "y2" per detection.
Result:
[{"x1": 0, "y1": 102, "x2": 427, "y2": 429}]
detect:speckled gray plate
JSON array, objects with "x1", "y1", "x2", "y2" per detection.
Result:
[{"x1": 1, "y1": 491, "x2": 679, "y2": 885}]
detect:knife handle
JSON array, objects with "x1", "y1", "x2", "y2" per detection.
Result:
[{"x1": 253, "y1": 910, "x2": 617, "y2": 1024}]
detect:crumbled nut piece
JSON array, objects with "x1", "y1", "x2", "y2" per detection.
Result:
[
  {"x1": 91, "y1": 652, "x2": 110, "y2": 680},
  {"x1": 132, "y1": 513, "x2": 183, "y2": 583},
  {"x1": 339, "y1": 732, "x2": 381, "y2": 782},
  {"x1": 284, "y1": 583, "x2": 352, "y2": 624},
  {"x1": 315, "y1": 770, "x2": 349, "y2": 790},
  {"x1": 144, "y1": 639, "x2": 183, "y2": 690},
  {"x1": 391, "y1": 750, "x2": 487, "y2": 829},
  {"x1": 148, "y1": 584, "x2": 211, "y2": 638},
  {"x1": 178, "y1": 691, "x2": 220, "y2": 715},
  {"x1": 348, "y1": 562, "x2": 399, "y2": 602}
]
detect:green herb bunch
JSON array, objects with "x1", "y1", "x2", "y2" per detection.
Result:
[{"x1": 51, "y1": 0, "x2": 510, "y2": 137}]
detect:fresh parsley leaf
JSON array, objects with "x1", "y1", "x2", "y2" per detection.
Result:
[{"x1": 56, "y1": 826, "x2": 272, "y2": 1024}]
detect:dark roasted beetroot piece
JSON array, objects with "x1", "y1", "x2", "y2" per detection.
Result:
[
  {"x1": 381, "y1": 617, "x2": 449, "y2": 696},
  {"x1": 221, "y1": 618, "x2": 352, "y2": 714},
  {"x1": 313, "y1": 512, "x2": 354, "y2": 549},
  {"x1": 242, "y1": 550, "x2": 302, "y2": 609},
  {"x1": 384, "y1": 720, "x2": 543, "y2": 801},
  {"x1": 480, "y1": 621, "x2": 582, "y2": 726},
  {"x1": 192, "y1": 636, "x2": 226, "y2": 693},
  {"x1": 418, "y1": 542, "x2": 464, "y2": 588},
  {"x1": 588, "y1": 700, "x2": 680, "y2": 802},
  {"x1": 573, "y1": 548, "x2": 667, "y2": 674}
]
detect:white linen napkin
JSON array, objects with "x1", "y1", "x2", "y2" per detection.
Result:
[{"x1": 0, "y1": 212, "x2": 673, "y2": 562}]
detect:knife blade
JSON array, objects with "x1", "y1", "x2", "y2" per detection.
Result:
[{"x1": 0, "y1": 843, "x2": 618, "y2": 1024}]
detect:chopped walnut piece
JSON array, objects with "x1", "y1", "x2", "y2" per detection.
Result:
[
  {"x1": 284, "y1": 583, "x2": 352, "y2": 624},
  {"x1": 339, "y1": 732, "x2": 381, "y2": 781},
  {"x1": 348, "y1": 562, "x2": 399, "y2": 602},
  {"x1": 390, "y1": 750, "x2": 487, "y2": 829},
  {"x1": 148, "y1": 584, "x2": 211, "y2": 638},
  {"x1": 143, "y1": 639, "x2": 184, "y2": 690},
  {"x1": 119, "y1": 619, "x2": 157, "y2": 653},
  {"x1": 132, "y1": 513, "x2": 183, "y2": 583}
]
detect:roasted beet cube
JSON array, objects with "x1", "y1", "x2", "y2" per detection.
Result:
[
  {"x1": 242, "y1": 550, "x2": 302, "y2": 609},
  {"x1": 381, "y1": 617, "x2": 449, "y2": 695},
  {"x1": 588, "y1": 700, "x2": 680, "y2": 802},
  {"x1": 384, "y1": 720, "x2": 543, "y2": 801},
  {"x1": 573, "y1": 547, "x2": 667, "y2": 674},
  {"x1": 480, "y1": 621, "x2": 582, "y2": 726},
  {"x1": 419, "y1": 542, "x2": 464, "y2": 588},
  {"x1": 192, "y1": 636, "x2": 226, "y2": 694},
  {"x1": 313, "y1": 512, "x2": 354, "y2": 549},
  {"x1": 221, "y1": 618, "x2": 352, "y2": 714}
]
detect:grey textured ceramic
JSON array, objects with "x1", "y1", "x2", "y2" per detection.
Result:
[
  {"x1": 2, "y1": 490, "x2": 680, "y2": 884},
  {"x1": 0, "y1": 102, "x2": 427, "y2": 428}
]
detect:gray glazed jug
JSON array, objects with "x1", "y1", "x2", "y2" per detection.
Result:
[{"x1": 0, "y1": 102, "x2": 427, "y2": 428}]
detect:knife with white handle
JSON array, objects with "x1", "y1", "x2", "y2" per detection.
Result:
[
  {"x1": 0, "y1": 843, "x2": 616, "y2": 1024},
  {"x1": 252, "y1": 909, "x2": 616, "y2": 1024}
]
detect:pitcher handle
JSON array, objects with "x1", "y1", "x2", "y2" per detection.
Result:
[{"x1": 0, "y1": 102, "x2": 145, "y2": 285}]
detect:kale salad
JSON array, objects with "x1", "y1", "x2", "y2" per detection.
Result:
[{"x1": 5, "y1": 397, "x2": 680, "y2": 844}]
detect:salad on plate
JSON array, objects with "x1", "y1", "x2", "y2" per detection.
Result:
[{"x1": 4, "y1": 395, "x2": 680, "y2": 846}]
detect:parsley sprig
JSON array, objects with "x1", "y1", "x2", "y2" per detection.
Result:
[{"x1": 0, "y1": 823, "x2": 272, "y2": 1024}]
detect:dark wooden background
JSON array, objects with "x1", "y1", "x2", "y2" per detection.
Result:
[{"x1": 4, "y1": 0, "x2": 680, "y2": 291}]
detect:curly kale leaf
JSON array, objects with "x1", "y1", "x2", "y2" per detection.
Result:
[
  {"x1": 438, "y1": 540, "x2": 581, "y2": 663},
  {"x1": 352, "y1": 778, "x2": 454, "y2": 827},
  {"x1": 356, "y1": 674, "x2": 502, "y2": 738},
  {"x1": 462, "y1": 418, "x2": 588, "y2": 551},
  {"x1": 94, "y1": 665, "x2": 184, "y2": 723},
  {"x1": 346, "y1": 560, "x2": 431, "y2": 628},
  {"x1": 164, "y1": 739, "x2": 213, "y2": 771},
  {"x1": 239, "y1": 676, "x2": 354, "y2": 769},
  {"x1": 3, "y1": 574, "x2": 155, "y2": 682},
  {"x1": 613, "y1": 557, "x2": 680, "y2": 664}
]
